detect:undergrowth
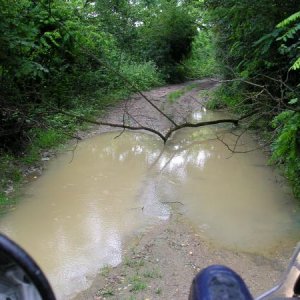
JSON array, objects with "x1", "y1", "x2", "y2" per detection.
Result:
[
  {"x1": 270, "y1": 111, "x2": 300, "y2": 198},
  {"x1": 206, "y1": 83, "x2": 244, "y2": 112}
]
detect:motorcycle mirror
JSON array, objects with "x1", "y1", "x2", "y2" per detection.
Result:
[
  {"x1": 257, "y1": 242, "x2": 300, "y2": 299},
  {"x1": 0, "y1": 233, "x2": 56, "y2": 300}
]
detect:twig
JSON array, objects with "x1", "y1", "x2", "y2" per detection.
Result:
[
  {"x1": 161, "y1": 201, "x2": 184, "y2": 205},
  {"x1": 216, "y1": 129, "x2": 278, "y2": 154},
  {"x1": 56, "y1": 109, "x2": 167, "y2": 142},
  {"x1": 68, "y1": 138, "x2": 79, "y2": 164},
  {"x1": 55, "y1": 108, "x2": 244, "y2": 144}
]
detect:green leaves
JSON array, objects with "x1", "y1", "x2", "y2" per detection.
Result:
[
  {"x1": 120, "y1": 61, "x2": 163, "y2": 90},
  {"x1": 254, "y1": 30, "x2": 280, "y2": 54},
  {"x1": 277, "y1": 11, "x2": 300, "y2": 28},
  {"x1": 291, "y1": 57, "x2": 300, "y2": 70},
  {"x1": 275, "y1": 11, "x2": 300, "y2": 71},
  {"x1": 183, "y1": 29, "x2": 217, "y2": 78},
  {"x1": 271, "y1": 111, "x2": 300, "y2": 197},
  {"x1": 135, "y1": 0, "x2": 197, "y2": 81},
  {"x1": 17, "y1": 61, "x2": 49, "y2": 78},
  {"x1": 289, "y1": 98, "x2": 299, "y2": 105}
]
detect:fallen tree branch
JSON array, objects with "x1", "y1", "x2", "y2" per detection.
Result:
[
  {"x1": 162, "y1": 109, "x2": 259, "y2": 141},
  {"x1": 163, "y1": 118, "x2": 239, "y2": 141},
  {"x1": 56, "y1": 109, "x2": 168, "y2": 142},
  {"x1": 56, "y1": 108, "x2": 251, "y2": 143}
]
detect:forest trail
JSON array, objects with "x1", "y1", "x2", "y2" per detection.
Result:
[
  {"x1": 77, "y1": 79, "x2": 217, "y2": 139},
  {"x1": 72, "y1": 79, "x2": 293, "y2": 300}
]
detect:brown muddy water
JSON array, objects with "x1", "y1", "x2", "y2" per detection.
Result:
[{"x1": 0, "y1": 109, "x2": 299, "y2": 299}]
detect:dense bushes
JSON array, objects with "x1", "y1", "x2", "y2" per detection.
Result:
[
  {"x1": 135, "y1": 1, "x2": 197, "y2": 82},
  {"x1": 119, "y1": 61, "x2": 164, "y2": 90},
  {"x1": 204, "y1": 0, "x2": 300, "y2": 197},
  {"x1": 0, "y1": 0, "x2": 197, "y2": 151}
]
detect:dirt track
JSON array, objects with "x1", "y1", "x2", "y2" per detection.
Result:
[{"x1": 73, "y1": 79, "x2": 293, "y2": 300}]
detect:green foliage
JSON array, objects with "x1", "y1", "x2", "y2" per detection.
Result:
[
  {"x1": 99, "y1": 288, "x2": 114, "y2": 297},
  {"x1": 94, "y1": 0, "x2": 137, "y2": 52},
  {"x1": 119, "y1": 61, "x2": 164, "y2": 90},
  {"x1": 291, "y1": 58, "x2": 300, "y2": 71},
  {"x1": 0, "y1": 193, "x2": 9, "y2": 206},
  {"x1": 143, "y1": 269, "x2": 162, "y2": 279},
  {"x1": 255, "y1": 22, "x2": 300, "y2": 76},
  {"x1": 0, "y1": 192, "x2": 16, "y2": 214},
  {"x1": 100, "y1": 265, "x2": 111, "y2": 277},
  {"x1": 20, "y1": 128, "x2": 67, "y2": 164},
  {"x1": 34, "y1": 129, "x2": 65, "y2": 149},
  {"x1": 276, "y1": 11, "x2": 300, "y2": 71},
  {"x1": 0, "y1": 154, "x2": 22, "y2": 188},
  {"x1": 0, "y1": 154, "x2": 20, "y2": 212},
  {"x1": 271, "y1": 111, "x2": 300, "y2": 197},
  {"x1": 183, "y1": 29, "x2": 218, "y2": 78},
  {"x1": 0, "y1": 0, "x2": 175, "y2": 156},
  {"x1": 124, "y1": 257, "x2": 145, "y2": 268},
  {"x1": 21, "y1": 147, "x2": 40, "y2": 165},
  {"x1": 129, "y1": 275, "x2": 147, "y2": 292},
  {"x1": 205, "y1": 0, "x2": 300, "y2": 76},
  {"x1": 136, "y1": 0, "x2": 198, "y2": 82},
  {"x1": 167, "y1": 90, "x2": 185, "y2": 103},
  {"x1": 206, "y1": 84, "x2": 243, "y2": 111},
  {"x1": 277, "y1": 11, "x2": 300, "y2": 28}
]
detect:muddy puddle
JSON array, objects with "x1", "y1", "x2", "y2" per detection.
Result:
[{"x1": 0, "y1": 109, "x2": 299, "y2": 299}]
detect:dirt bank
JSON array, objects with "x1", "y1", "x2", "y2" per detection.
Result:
[{"x1": 72, "y1": 79, "x2": 294, "y2": 300}]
